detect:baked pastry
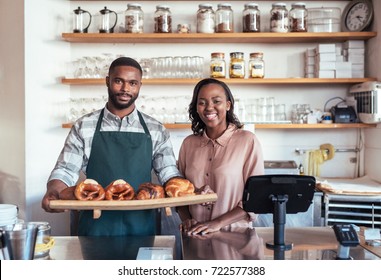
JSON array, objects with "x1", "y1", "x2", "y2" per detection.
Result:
[
  {"x1": 75, "y1": 179, "x2": 105, "y2": 201},
  {"x1": 136, "y1": 182, "x2": 165, "y2": 200},
  {"x1": 165, "y1": 177, "x2": 195, "y2": 197},
  {"x1": 59, "y1": 186, "x2": 76, "y2": 200},
  {"x1": 105, "y1": 179, "x2": 135, "y2": 200}
]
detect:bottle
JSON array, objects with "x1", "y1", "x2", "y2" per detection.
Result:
[
  {"x1": 299, "y1": 163, "x2": 305, "y2": 175},
  {"x1": 154, "y1": 5, "x2": 172, "y2": 33},
  {"x1": 197, "y1": 4, "x2": 215, "y2": 33},
  {"x1": 248, "y1": 52, "x2": 265, "y2": 78},
  {"x1": 289, "y1": 2, "x2": 308, "y2": 32},
  {"x1": 242, "y1": 3, "x2": 261, "y2": 32},
  {"x1": 229, "y1": 52, "x2": 245, "y2": 78},
  {"x1": 125, "y1": 3, "x2": 144, "y2": 33},
  {"x1": 210, "y1": 52, "x2": 226, "y2": 78},
  {"x1": 215, "y1": 3, "x2": 234, "y2": 33},
  {"x1": 270, "y1": 3, "x2": 289, "y2": 33}
]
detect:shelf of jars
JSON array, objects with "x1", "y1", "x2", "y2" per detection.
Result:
[
  {"x1": 61, "y1": 77, "x2": 377, "y2": 85},
  {"x1": 61, "y1": 32, "x2": 377, "y2": 44},
  {"x1": 61, "y1": 122, "x2": 376, "y2": 129}
]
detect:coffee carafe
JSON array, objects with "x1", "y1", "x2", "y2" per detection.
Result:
[
  {"x1": 98, "y1": 6, "x2": 118, "y2": 33},
  {"x1": 73, "y1": 6, "x2": 92, "y2": 33}
]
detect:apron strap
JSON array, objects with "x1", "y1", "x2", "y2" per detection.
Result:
[
  {"x1": 95, "y1": 109, "x2": 104, "y2": 132},
  {"x1": 137, "y1": 110, "x2": 151, "y2": 136}
]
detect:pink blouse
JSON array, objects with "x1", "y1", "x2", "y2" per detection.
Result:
[{"x1": 178, "y1": 124, "x2": 264, "y2": 228}]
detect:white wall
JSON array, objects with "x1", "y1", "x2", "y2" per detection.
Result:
[
  {"x1": 0, "y1": 0, "x2": 26, "y2": 219},
  {"x1": 0, "y1": 0, "x2": 379, "y2": 236},
  {"x1": 365, "y1": 0, "x2": 381, "y2": 183}
]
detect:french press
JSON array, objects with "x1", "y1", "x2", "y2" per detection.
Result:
[
  {"x1": 73, "y1": 6, "x2": 92, "y2": 33},
  {"x1": 98, "y1": 6, "x2": 118, "y2": 33}
]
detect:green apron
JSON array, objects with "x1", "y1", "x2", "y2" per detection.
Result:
[{"x1": 78, "y1": 109, "x2": 156, "y2": 236}]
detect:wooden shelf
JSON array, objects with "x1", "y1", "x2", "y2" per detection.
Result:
[
  {"x1": 62, "y1": 122, "x2": 376, "y2": 129},
  {"x1": 61, "y1": 77, "x2": 377, "y2": 85},
  {"x1": 61, "y1": 32, "x2": 377, "y2": 44}
]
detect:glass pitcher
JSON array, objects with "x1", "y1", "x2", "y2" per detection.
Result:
[
  {"x1": 98, "y1": 6, "x2": 118, "y2": 33},
  {"x1": 73, "y1": 6, "x2": 92, "y2": 33}
]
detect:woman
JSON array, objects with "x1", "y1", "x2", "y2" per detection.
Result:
[{"x1": 178, "y1": 78, "x2": 264, "y2": 235}]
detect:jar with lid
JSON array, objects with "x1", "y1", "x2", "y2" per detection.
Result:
[
  {"x1": 197, "y1": 4, "x2": 215, "y2": 33},
  {"x1": 270, "y1": 3, "x2": 289, "y2": 33},
  {"x1": 215, "y1": 3, "x2": 234, "y2": 33},
  {"x1": 210, "y1": 52, "x2": 226, "y2": 78},
  {"x1": 248, "y1": 52, "x2": 265, "y2": 78},
  {"x1": 125, "y1": 3, "x2": 144, "y2": 33},
  {"x1": 229, "y1": 52, "x2": 245, "y2": 78},
  {"x1": 289, "y1": 2, "x2": 307, "y2": 32},
  {"x1": 154, "y1": 5, "x2": 172, "y2": 33},
  {"x1": 242, "y1": 3, "x2": 260, "y2": 32}
]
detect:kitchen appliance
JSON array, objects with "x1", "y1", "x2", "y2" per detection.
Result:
[
  {"x1": 98, "y1": 6, "x2": 118, "y2": 33},
  {"x1": 330, "y1": 105, "x2": 358, "y2": 123},
  {"x1": 73, "y1": 6, "x2": 92, "y2": 33},
  {"x1": 349, "y1": 81, "x2": 381, "y2": 124}
]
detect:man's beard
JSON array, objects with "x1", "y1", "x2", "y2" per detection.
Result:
[{"x1": 108, "y1": 88, "x2": 138, "y2": 110}]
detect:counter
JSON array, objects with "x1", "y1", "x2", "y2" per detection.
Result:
[
  {"x1": 45, "y1": 235, "x2": 176, "y2": 260},
  {"x1": 40, "y1": 227, "x2": 380, "y2": 260},
  {"x1": 181, "y1": 227, "x2": 381, "y2": 260}
]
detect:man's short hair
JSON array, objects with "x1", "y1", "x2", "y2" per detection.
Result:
[{"x1": 109, "y1": 57, "x2": 142, "y2": 76}]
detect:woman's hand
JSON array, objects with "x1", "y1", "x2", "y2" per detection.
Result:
[
  {"x1": 183, "y1": 220, "x2": 222, "y2": 236},
  {"x1": 179, "y1": 218, "x2": 198, "y2": 232},
  {"x1": 196, "y1": 185, "x2": 215, "y2": 206}
]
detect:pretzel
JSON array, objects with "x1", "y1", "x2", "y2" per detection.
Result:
[
  {"x1": 136, "y1": 182, "x2": 165, "y2": 200},
  {"x1": 74, "y1": 179, "x2": 105, "y2": 201},
  {"x1": 105, "y1": 179, "x2": 135, "y2": 200}
]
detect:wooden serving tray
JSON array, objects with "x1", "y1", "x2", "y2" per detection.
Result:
[{"x1": 50, "y1": 193, "x2": 217, "y2": 219}]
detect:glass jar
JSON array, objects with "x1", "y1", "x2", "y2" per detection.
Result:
[
  {"x1": 215, "y1": 3, "x2": 234, "y2": 33},
  {"x1": 210, "y1": 52, "x2": 226, "y2": 78},
  {"x1": 197, "y1": 4, "x2": 215, "y2": 33},
  {"x1": 242, "y1": 3, "x2": 260, "y2": 32},
  {"x1": 248, "y1": 52, "x2": 265, "y2": 78},
  {"x1": 289, "y1": 2, "x2": 307, "y2": 32},
  {"x1": 154, "y1": 5, "x2": 172, "y2": 33},
  {"x1": 125, "y1": 3, "x2": 144, "y2": 33},
  {"x1": 270, "y1": 3, "x2": 289, "y2": 33},
  {"x1": 229, "y1": 52, "x2": 245, "y2": 78}
]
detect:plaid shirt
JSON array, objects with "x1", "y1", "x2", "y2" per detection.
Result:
[{"x1": 48, "y1": 106, "x2": 181, "y2": 187}]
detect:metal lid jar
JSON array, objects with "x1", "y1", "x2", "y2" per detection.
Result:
[
  {"x1": 242, "y1": 3, "x2": 261, "y2": 32},
  {"x1": 197, "y1": 4, "x2": 215, "y2": 33},
  {"x1": 210, "y1": 52, "x2": 226, "y2": 78},
  {"x1": 154, "y1": 5, "x2": 172, "y2": 33},
  {"x1": 125, "y1": 3, "x2": 144, "y2": 33},
  {"x1": 229, "y1": 52, "x2": 245, "y2": 78},
  {"x1": 215, "y1": 3, "x2": 234, "y2": 33},
  {"x1": 249, "y1": 52, "x2": 265, "y2": 78},
  {"x1": 289, "y1": 2, "x2": 307, "y2": 32},
  {"x1": 270, "y1": 3, "x2": 289, "y2": 33}
]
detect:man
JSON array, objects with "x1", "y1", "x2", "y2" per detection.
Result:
[{"x1": 41, "y1": 57, "x2": 182, "y2": 236}]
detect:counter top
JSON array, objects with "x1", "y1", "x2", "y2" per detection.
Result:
[
  {"x1": 181, "y1": 227, "x2": 381, "y2": 260},
  {"x1": 40, "y1": 227, "x2": 380, "y2": 260},
  {"x1": 45, "y1": 235, "x2": 176, "y2": 260}
]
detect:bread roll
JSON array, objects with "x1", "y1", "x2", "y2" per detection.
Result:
[
  {"x1": 105, "y1": 179, "x2": 135, "y2": 200},
  {"x1": 136, "y1": 182, "x2": 165, "y2": 200},
  {"x1": 75, "y1": 179, "x2": 105, "y2": 201},
  {"x1": 165, "y1": 178, "x2": 195, "y2": 197}
]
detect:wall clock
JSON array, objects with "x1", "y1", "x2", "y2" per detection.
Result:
[{"x1": 341, "y1": 0, "x2": 374, "y2": 32}]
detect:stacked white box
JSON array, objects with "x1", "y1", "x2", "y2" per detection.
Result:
[
  {"x1": 314, "y1": 44, "x2": 336, "y2": 78},
  {"x1": 343, "y1": 40, "x2": 365, "y2": 78},
  {"x1": 304, "y1": 48, "x2": 316, "y2": 78}
]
